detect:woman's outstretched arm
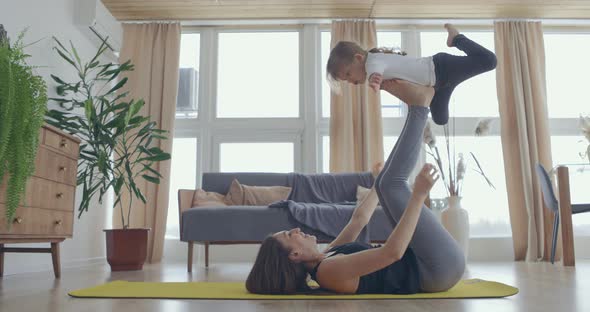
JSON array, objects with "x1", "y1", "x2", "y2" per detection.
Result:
[
  {"x1": 319, "y1": 164, "x2": 438, "y2": 281},
  {"x1": 323, "y1": 162, "x2": 383, "y2": 252}
]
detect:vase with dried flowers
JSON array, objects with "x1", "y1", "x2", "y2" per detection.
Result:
[
  {"x1": 580, "y1": 115, "x2": 590, "y2": 164},
  {"x1": 422, "y1": 118, "x2": 496, "y2": 258}
]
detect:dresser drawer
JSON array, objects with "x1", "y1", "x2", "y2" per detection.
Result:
[
  {"x1": 0, "y1": 206, "x2": 73, "y2": 236},
  {"x1": 33, "y1": 146, "x2": 78, "y2": 186},
  {"x1": 43, "y1": 127, "x2": 79, "y2": 159},
  {"x1": 0, "y1": 176, "x2": 75, "y2": 212}
]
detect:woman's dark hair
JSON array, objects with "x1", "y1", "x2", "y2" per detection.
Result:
[{"x1": 245, "y1": 235, "x2": 312, "y2": 294}]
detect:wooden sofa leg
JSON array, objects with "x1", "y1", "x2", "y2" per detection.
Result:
[
  {"x1": 205, "y1": 242, "x2": 209, "y2": 268},
  {"x1": 187, "y1": 241, "x2": 194, "y2": 272}
]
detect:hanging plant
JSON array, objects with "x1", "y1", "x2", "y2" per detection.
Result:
[{"x1": 0, "y1": 26, "x2": 48, "y2": 225}]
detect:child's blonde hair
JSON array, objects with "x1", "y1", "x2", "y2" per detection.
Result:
[{"x1": 326, "y1": 41, "x2": 406, "y2": 93}]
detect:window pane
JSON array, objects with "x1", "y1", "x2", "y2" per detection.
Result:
[
  {"x1": 217, "y1": 32, "x2": 299, "y2": 118},
  {"x1": 550, "y1": 136, "x2": 590, "y2": 232},
  {"x1": 545, "y1": 34, "x2": 590, "y2": 118},
  {"x1": 166, "y1": 138, "x2": 197, "y2": 239},
  {"x1": 377, "y1": 32, "x2": 403, "y2": 118},
  {"x1": 177, "y1": 33, "x2": 200, "y2": 119},
  {"x1": 220, "y1": 142, "x2": 294, "y2": 172},
  {"x1": 420, "y1": 32, "x2": 498, "y2": 118},
  {"x1": 426, "y1": 136, "x2": 511, "y2": 237}
]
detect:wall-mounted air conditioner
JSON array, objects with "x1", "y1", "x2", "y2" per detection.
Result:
[
  {"x1": 74, "y1": 0, "x2": 122, "y2": 60},
  {"x1": 177, "y1": 68, "x2": 199, "y2": 112}
]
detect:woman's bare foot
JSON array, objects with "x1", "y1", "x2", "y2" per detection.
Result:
[
  {"x1": 445, "y1": 23, "x2": 460, "y2": 47},
  {"x1": 381, "y1": 79, "x2": 434, "y2": 107}
]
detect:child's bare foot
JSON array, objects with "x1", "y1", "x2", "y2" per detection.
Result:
[{"x1": 445, "y1": 23, "x2": 460, "y2": 47}]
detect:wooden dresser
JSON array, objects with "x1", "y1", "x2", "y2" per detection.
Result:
[{"x1": 0, "y1": 124, "x2": 80, "y2": 278}]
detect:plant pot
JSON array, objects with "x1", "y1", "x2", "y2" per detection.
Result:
[
  {"x1": 104, "y1": 228, "x2": 150, "y2": 271},
  {"x1": 441, "y1": 196, "x2": 469, "y2": 260}
]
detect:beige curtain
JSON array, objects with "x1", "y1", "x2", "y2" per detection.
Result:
[
  {"x1": 329, "y1": 20, "x2": 383, "y2": 173},
  {"x1": 495, "y1": 21, "x2": 555, "y2": 262},
  {"x1": 115, "y1": 23, "x2": 181, "y2": 263}
]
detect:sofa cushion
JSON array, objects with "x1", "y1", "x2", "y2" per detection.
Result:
[
  {"x1": 180, "y1": 205, "x2": 393, "y2": 242},
  {"x1": 192, "y1": 189, "x2": 228, "y2": 208},
  {"x1": 224, "y1": 179, "x2": 292, "y2": 206}
]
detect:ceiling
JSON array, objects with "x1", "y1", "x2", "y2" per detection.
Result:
[{"x1": 101, "y1": 0, "x2": 590, "y2": 21}]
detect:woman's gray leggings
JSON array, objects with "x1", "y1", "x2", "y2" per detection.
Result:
[{"x1": 374, "y1": 105, "x2": 465, "y2": 292}]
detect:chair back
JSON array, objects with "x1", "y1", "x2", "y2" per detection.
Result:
[{"x1": 536, "y1": 163, "x2": 559, "y2": 213}]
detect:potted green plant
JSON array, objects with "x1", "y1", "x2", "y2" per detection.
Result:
[
  {"x1": 0, "y1": 26, "x2": 48, "y2": 226},
  {"x1": 45, "y1": 37, "x2": 170, "y2": 271}
]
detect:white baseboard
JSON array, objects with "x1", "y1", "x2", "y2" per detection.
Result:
[{"x1": 2, "y1": 256, "x2": 106, "y2": 277}]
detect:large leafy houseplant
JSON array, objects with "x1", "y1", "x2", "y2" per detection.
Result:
[
  {"x1": 45, "y1": 37, "x2": 170, "y2": 229},
  {"x1": 0, "y1": 26, "x2": 48, "y2": 225}
]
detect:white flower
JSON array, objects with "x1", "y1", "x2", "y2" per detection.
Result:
[
  {"x1": 475, "y1": 118, "x2": 494, "y2": 136},
  {"x1": 423, "y1": 121, "x2": 436, "y2": 148},
  {"x1": 456, "y1": 153, "x2": 466, "y2": 182}
]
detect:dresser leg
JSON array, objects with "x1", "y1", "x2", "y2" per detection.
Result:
[
  {"x1": 0, "y1": 244, "x2": 4, "y2": 277},
  {"x1": 51, "y1": 243, "x2": 61, "y2": 278}
]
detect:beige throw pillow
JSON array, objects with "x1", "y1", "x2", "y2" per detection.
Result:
[
  {"x1": 356, "y1": 185, "x2": 372, "y2": 203},
  {"x1": 191, "y1": 189, "x2": 228, "y2": 208},
  {"x1": 224, "y1": 179, "x2": 291, "y2": 206}
]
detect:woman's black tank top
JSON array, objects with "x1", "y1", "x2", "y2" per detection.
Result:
[{"x1": 309, "y1": 242, "x2": 420, "y2": 294}]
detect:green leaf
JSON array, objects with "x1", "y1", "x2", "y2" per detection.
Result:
[
  {"x1": 142, "y1": 174, "x2": 160, "y2": 184},
  {"x1": 106, "y1": 77, "x2": 127, "y2": 95},
  {"x1": 50, "y1": 74, "x2": 66, "y2": 85}
]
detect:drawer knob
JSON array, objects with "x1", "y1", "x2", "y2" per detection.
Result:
[
  {"x1": 55, "y1": 220, "x2": 63, "y2": 226},
  {"x1": 13, "y1": 217, "x2": 23, "y2": 224},
  {"x1": 60, "y1": 138, "x2": 69, "y2": 148},
  {"x1": 56, "y1": 192, "x2": 64, "y2": 199},
  {"x1": 59, "y1": 166, "x2": 67, "y2": 172}
]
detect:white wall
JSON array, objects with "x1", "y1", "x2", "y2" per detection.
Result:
[{"x1": 0, "y1": 0, "x2": 118, "y2": 275}]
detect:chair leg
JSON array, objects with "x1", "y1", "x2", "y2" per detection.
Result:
[
  {"x1": 187, "y1": 241, "x2": 194, "y2": 272},
  {"x1": 551, "y1": 212, "x2": 559, "y2": 264}
]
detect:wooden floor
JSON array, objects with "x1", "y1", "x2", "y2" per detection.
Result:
[{"x1": 0, "y1": 260, "x2": 588, "y2": 312}]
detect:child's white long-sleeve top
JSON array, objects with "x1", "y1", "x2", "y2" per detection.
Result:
[{"x1": 365, "y1": 52, "x2": 436, "y2": 87}]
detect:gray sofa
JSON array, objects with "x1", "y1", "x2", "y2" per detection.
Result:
[{"x1": 177, "y1": 172, "x2": 396, "y2": 271}]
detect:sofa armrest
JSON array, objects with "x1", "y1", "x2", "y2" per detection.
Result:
[{"x1": 178, "y1": 189, "x2": 196, "y2": 238}]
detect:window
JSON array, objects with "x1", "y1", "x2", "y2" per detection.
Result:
[
  {"x1": 219, "y1": 142, "x2": 295, "y2": 172},
  {"x1": 166, "y1": 138, "x2": 198, "y2": 239},
  {"x1": 420, "y1": 31, "x2": 508, "y2": 237},
  {"x1": 177, "y1": 33, "x2": 200, "y2": 118},
  {"x1": 217, "y1": 32, "x2": 299, "y2": 118},
  {"x1": 426, "y1": 136, "x2": 511, "y2": 237},
  {"x1": 320, "y1": 31, "x2": 404, "y2": 118},
  {"x1": 550, "y1": 136, "x2": 590, "y2": 233},
  {"x1": 420, "y1": 32, "x2": 498, "y2": 118},
  {"x1": 545, "y1": 34, "x2": 590, "y2": 118},
  {"x1": 545, "y1": 33, "x2": 590, "y2": 235}
]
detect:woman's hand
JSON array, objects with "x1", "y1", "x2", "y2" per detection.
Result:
[
  {"x1": 368, "y1": 73, "x2": 383, "y2": 92},
  {"x1": 371, "y1": 161, "x2": 384, "y2": 178},
  {"x1": 412, "y1": 164, "x2": 439, "y2": 197}
]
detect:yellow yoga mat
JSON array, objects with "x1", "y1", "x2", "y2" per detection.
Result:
[{"x1": 69, "y1": 278, "x2": 518, "y2": 300}]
